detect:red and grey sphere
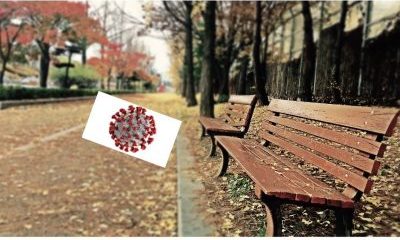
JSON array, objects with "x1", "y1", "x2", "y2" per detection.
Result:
[{"x1": 109, "y1": 105, "x2": 156, "y2": 153}]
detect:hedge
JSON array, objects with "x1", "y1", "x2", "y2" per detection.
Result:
[
  {"x1": 0, "y1": 86, "x2": 136, "y2": 101},
  {"x1": 50, "y1": 63, "x2": 101, "y2": 89}
]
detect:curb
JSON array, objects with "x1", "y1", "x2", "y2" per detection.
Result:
[
  {"x1": 176, "y1": 134, "x2": 214, "y2": 236},
  {"x1": 0, "y1": 96, "x2": 95, "y2": 110}
]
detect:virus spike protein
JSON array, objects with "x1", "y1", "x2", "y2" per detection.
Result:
[{"x1": 109, "y1": 105, "x2": 156, "y2": 153}]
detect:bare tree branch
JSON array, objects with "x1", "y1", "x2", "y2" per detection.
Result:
[{"x1": 162, "y1": 1, "x2": 187, "y2": 27}]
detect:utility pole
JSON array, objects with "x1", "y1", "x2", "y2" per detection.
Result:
[
  {"x1": 119, "y1": 3, "x2": 125, "y2": 45},
  {"x1": 101, "y1": 0, "x2": 109, "y2": 60}
]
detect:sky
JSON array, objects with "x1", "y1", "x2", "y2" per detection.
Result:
[{"x1": 82, "y1": 0, "x2": 171, "y2": 82}]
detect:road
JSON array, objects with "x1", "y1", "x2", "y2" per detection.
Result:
[{"x1": 0, "y1": 93, "x2": 186, "y2": 236}]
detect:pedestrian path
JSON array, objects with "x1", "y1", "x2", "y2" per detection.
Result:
[{"x1": 177, "y1": 134, "x2": 214, "y2": 236}]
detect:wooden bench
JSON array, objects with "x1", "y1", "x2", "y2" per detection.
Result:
[
  {"x1": 199, "y1": 95, "x2": 257, "y2": 157},
  {"x1": 215, "y1": 99, "x2": 399, "y2": 236}
]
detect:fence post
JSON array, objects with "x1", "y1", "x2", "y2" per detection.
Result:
[
  {"x1": 313, "y1": 1, "x2": 325, "y2": 96},
  {"x1": 280, "y1": 18, "x2": 286, "y2": 97},
  {"x1": 357, "y1": 1, "x2": 373, "y2": 96},
  {"x1": 286, "y1": 7, "x2": 296, "y2": 97}
]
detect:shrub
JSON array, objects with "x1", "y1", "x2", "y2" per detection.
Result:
[
  {"x1": 0, "y1": 86, "x2": 135, "y2": 101},
  {"x1": 50, "y1": 63, "x2": 101, "y2": 89}
]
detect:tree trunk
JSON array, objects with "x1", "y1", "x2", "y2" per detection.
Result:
[
  {"x1": 200, "y1": 1, "x2": 216, "y2": 117},
  {"x1": 261, "y1": 32, "x2": 269, "y2": 97},
  {"x1": 0, "y1": 25, "x2": 22, "y2": 86},
  {"x1": 0, "y1": 60, "x2": 7, "y2": 85},
  {"x1": 218, "y1": 27, "x2": 234, "y2": 102},
  {"x1": 181, "y1": 65, "x2": 187, "y2": 97},
  {"x1": 237, "y1": 56, "x2": 249, "y2": 94},
  {"x1": 253, "y1": 1, "x2": 269, "y2": 105},
  {"x1": 300, "y1": 1, "x2": 316, "y2": 102},
  {"x1": 184, "y1": 2, "x2": 197, "y2": 106},
  {"x1": 63, "y1": 52, "x2": 73, "y2": 89},
  {"x1": 217, "y1": 62, "x2": 230, "y2": 102},
  {"x1": 107, "y1": 68, "x2": 111, "y2": 90},
  {"x1": 39, "y1": 42, "x2": 51, "y2": 88},
  {"x1": 213, "y1": 58, "x2": 222, "y2": 94},
  {"x1": 121, "y1": 76, "x2": 126, "y2": 90},
  {"x1": 82, "y1": 47, "x2": 87, "y2": 65},
  {"x1": 332, "y1": 1, "x2": 348, "y2": 103}
]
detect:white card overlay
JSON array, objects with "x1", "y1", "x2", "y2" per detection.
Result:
[{"x1": 82, "y1": 91, "x2": 182, "y2": 167}]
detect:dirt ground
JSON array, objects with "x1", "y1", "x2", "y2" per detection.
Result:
[
  {"x1": 185, "y1": 102, "x2": 400, "y2": 237},
  {"x1": 0, "y1": 93, "x2": 192, "y2": 236}
]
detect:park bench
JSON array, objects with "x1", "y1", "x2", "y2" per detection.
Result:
[
  {"x1": 199, "y1": 95, "x2": 257, "y2": 157},
  {"x1": 215, "y1": 99, "x2": 399, "y2": 236}
]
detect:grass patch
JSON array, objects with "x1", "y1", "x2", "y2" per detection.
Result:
[
  {"x1": 227, "y1": 174, "x2": 252, "y2": 199},
  {"x1": 256, "y1": 216, "x2": 266, "y2": 236}
]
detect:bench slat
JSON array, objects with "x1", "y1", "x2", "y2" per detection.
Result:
[
  {"x1": 223, "y1": 113, "x2": 246, "y2": 127},
  {"x1": 228, "y1": 95, "x2": 257, "y2": 105},
  {"x1": 200, "y1": 95, "x2": 256, "y2": 135},
  {"x1": 241, "y1": 141, "x2": 311, "y2": 202},
  {"x1": 262, "y1": 123, "x2": 380, "y2": 175},
  {"x1": 221, "y1": 113, "x2": 233, "y2": 123},
  {"x1": 199, "y1": 116, "x2": 241, "y2": 134},
  {"x1": 259, "y1": 132, "x2": 373, "y2": 193},
  {"x1": 267, "y1": 115, "x2": 385, "y2": 157},
  {"x1": 268, "y1": 99, "x2": 399, "y2": 135},
  {"x1": 242, "y1": 140, "x2": 343, "y2": 206},
  {"x1": 342, "y1": 133, "x2": 380, "y2": 199},
  {"x1": 262, "y1": 148, "x2": 353, "y2": 208},
  {"x1": 216, "y1": 137, "x2": 354, "y2": 208},
  {"x1": 226, "y1": 109, "x2": 245, "y2": 122},
  {"x1": 228, "y1": 103, "x2": 249, "y2": 113}
]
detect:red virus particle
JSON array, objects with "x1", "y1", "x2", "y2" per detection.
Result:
[{"x1": 109, "y1": 105, "x2": 156, "y2": 153}]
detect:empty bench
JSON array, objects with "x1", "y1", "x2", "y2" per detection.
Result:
[
  {"x1": 199, "y1": 95, "x2": 257, "y2": 157},
  {"x1": 215, "y1": 99, "x2": 399, "y2": 236}
]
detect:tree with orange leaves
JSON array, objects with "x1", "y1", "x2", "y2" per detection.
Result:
[
  {"x1": 117, "y1": 51, "x2": 151, "y2": 89},
  {"x1": 88, "y1": 42, "x2": 121, "y2": 89},
  {"x1": 88, "y1": 41, "x2": 153, "y2": 90},
  {"x1": 87, "y1": 56, "x2": 111, "y2": 89},
  {"x1": 67, "y1": 4, "x2": 108, "y2": 66},
  {"x1": 0, "y1": 2, "x2": 31, "y2": 85},
  {"x1": 19, "y1": 1, "x2": 91, "y2": 88}
]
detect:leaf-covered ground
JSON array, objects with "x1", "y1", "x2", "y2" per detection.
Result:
[
  {"x1": 185, "y1": 102, "x2": 400, "y2": 236},
  {"x1": 0, "y1": 93, "x2": 191, "y2": 236},
  {"x1": 1, "y1": 93, "x2": 398, "y2": 236}
]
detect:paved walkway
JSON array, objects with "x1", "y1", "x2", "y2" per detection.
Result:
[{"x1": 177, "y1": 134, "x2": 214, "y2": 236}]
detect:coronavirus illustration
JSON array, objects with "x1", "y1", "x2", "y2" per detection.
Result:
[{"x1": 109, "y1": 105, "x2": 156, "y2": 153}]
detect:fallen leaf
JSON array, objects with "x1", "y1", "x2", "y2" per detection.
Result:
[{"x1": 301, "y1": 219, "x2": 313, "y2": 225}]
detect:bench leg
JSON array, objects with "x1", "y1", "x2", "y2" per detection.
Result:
[
  {"x1": 334, "y1": 208, "x2": 353, "y2": 236},
  {"x1": 215, "y1": 144, "x2": 229, "y2": 177},
  {"x1": 208, "y1": 135, "x2": 216, "y2": 157},
  {"x1": 264, "y1": 200, "x2": 282, "y2": 236},
  {"x1": 199, "y1": 125, "x2": 206, "y2": 140}
]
